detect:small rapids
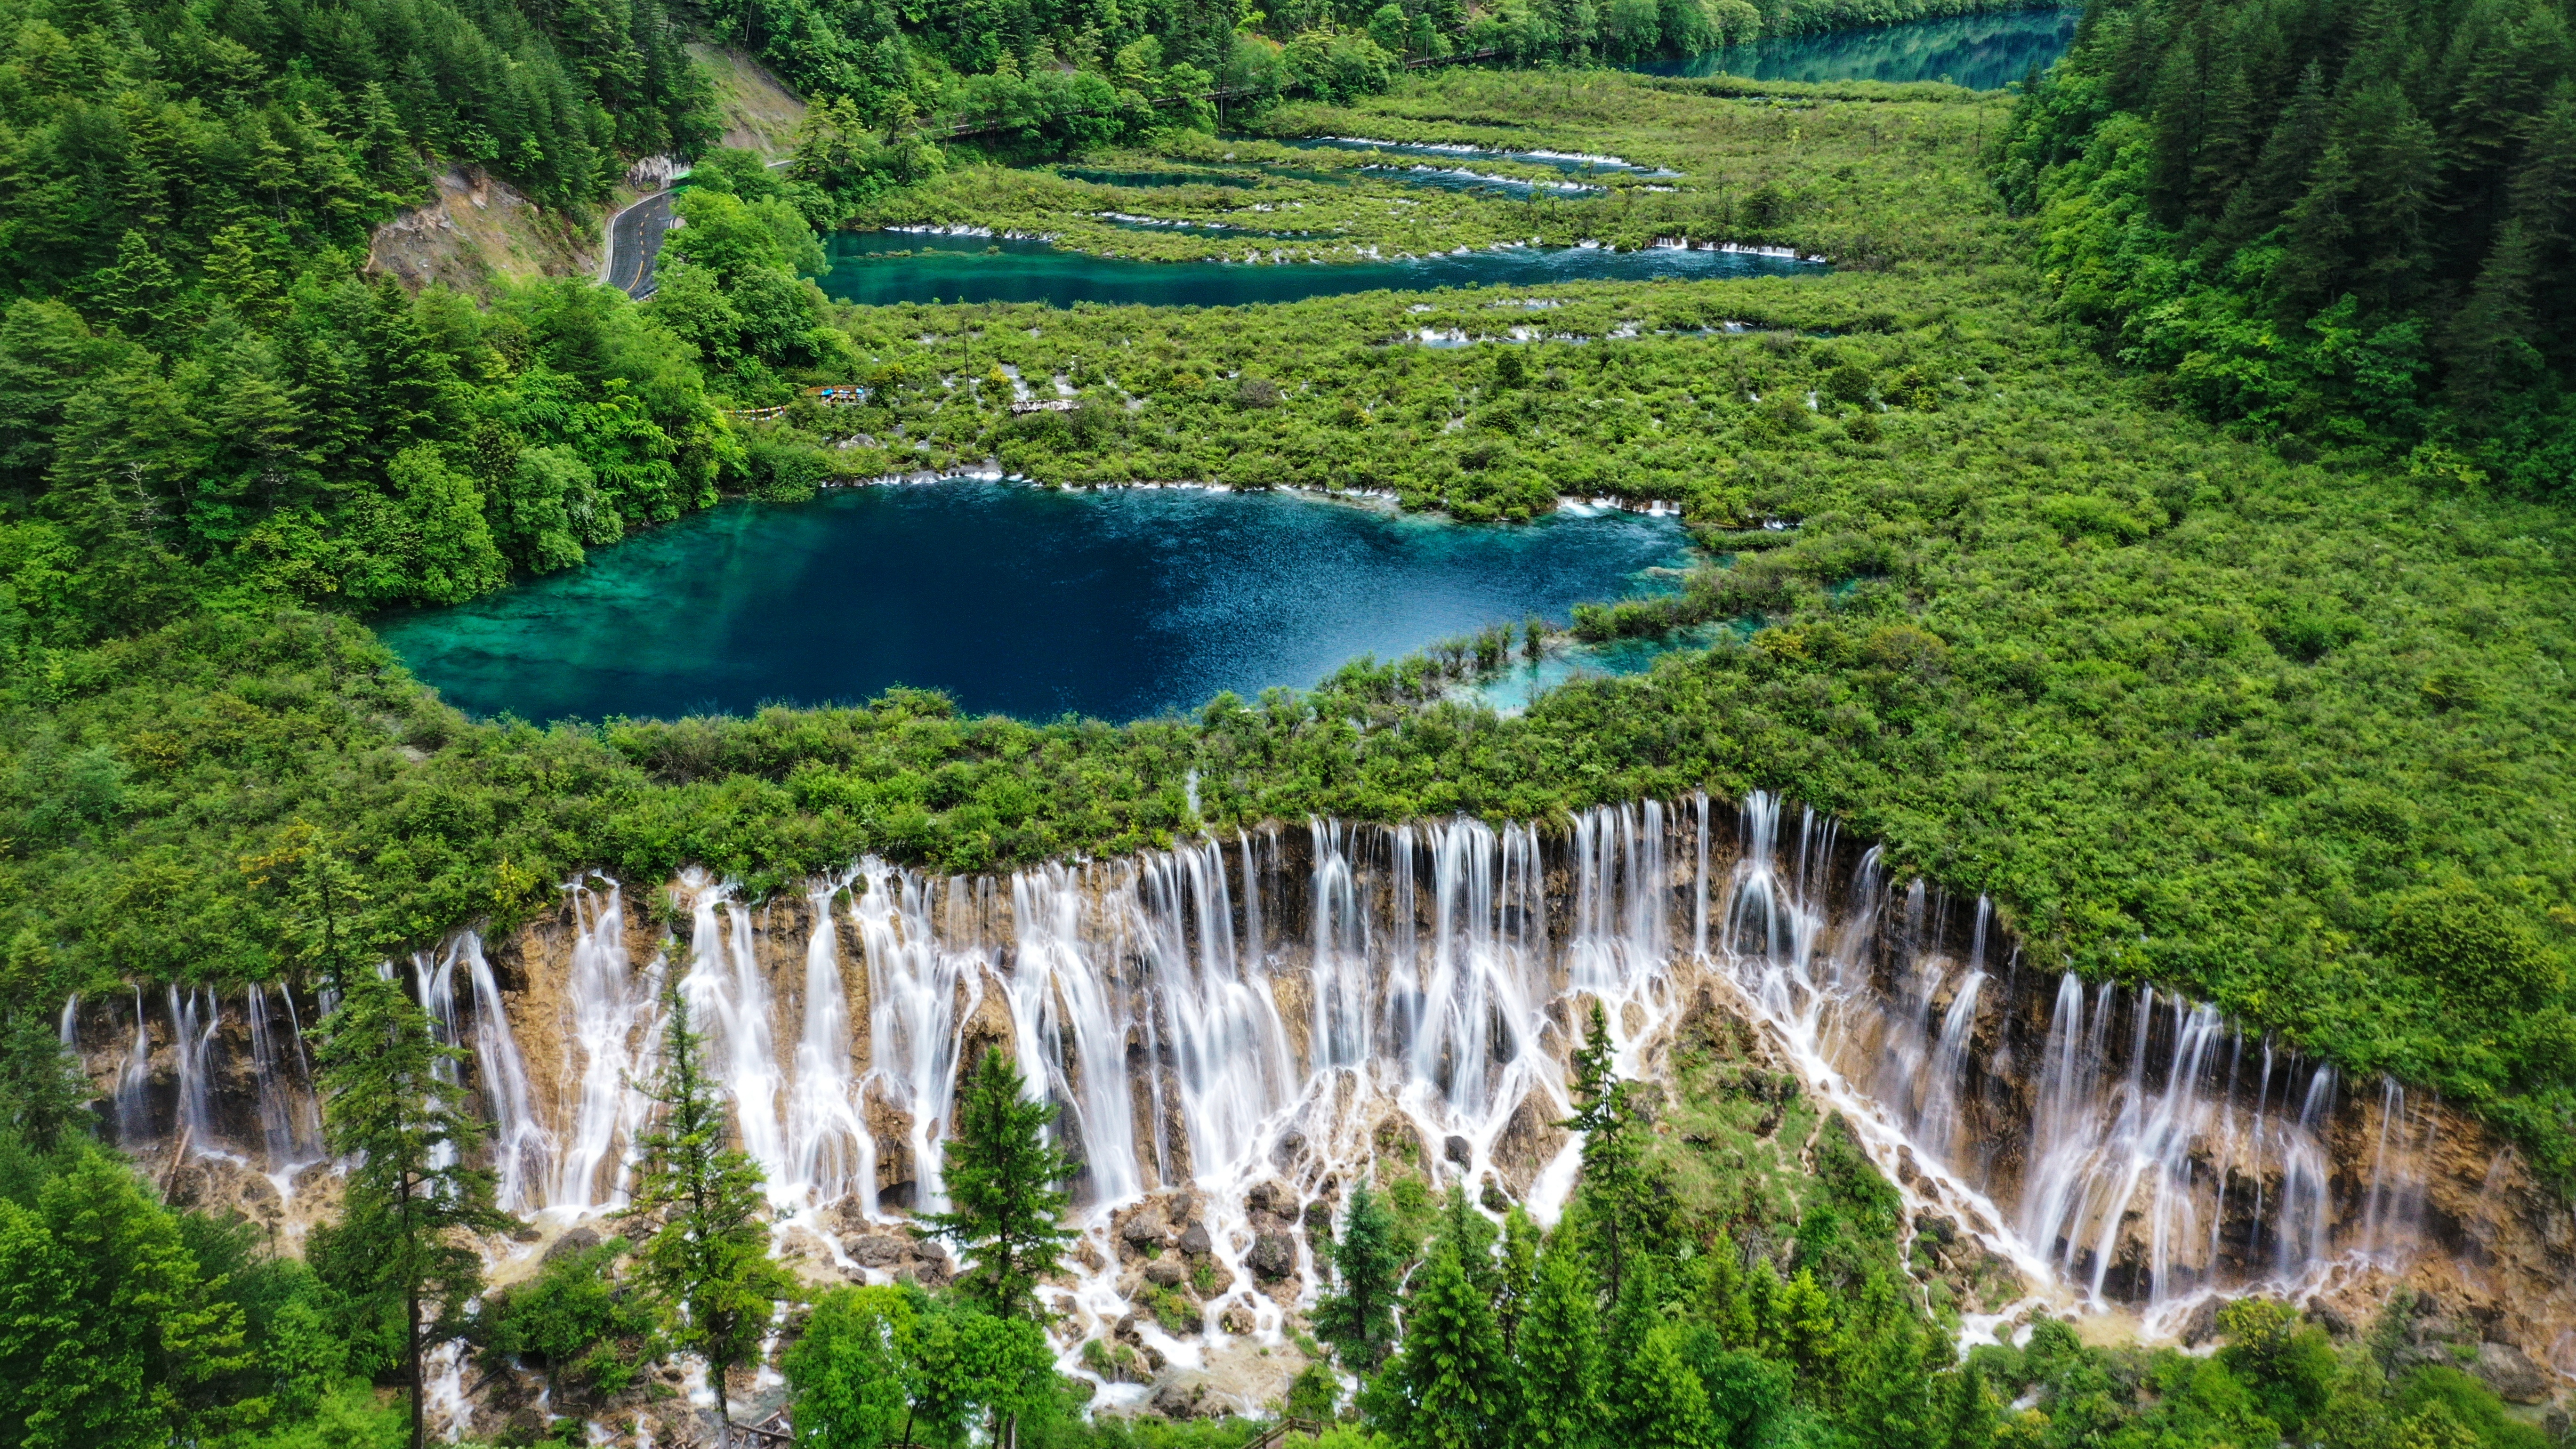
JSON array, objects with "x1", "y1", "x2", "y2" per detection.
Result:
[{"x1": 80, "y1": 792, "x2": 2463, "y2": 1410}]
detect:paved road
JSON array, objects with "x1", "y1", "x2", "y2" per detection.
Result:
[
  {"x1": 603, "y1": 187, "x2": 678, "y2": 298},
  {"x1": 602, "y1": 161, "x2": 797, "y2": 301}
]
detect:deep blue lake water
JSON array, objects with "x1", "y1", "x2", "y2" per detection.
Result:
[
  {"x1": 818, "y1": 232, "x2": 1820, "y2": 308},
  {"x1": 376, "y1": 485, "x2": 1694, "y2": 724},
  {"x1": 1643, "y1": 8, "x2": 2079, "y2": 89}
]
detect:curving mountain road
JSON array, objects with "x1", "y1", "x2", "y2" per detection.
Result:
[
  {"x1": 601, "y1": 160, "x2": 796, "y2": 301},
  {"x1": 602, "y1": 186, "x2": 679, "y2": 299}
]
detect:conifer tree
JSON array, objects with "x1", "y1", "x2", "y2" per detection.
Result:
[
  {"x1": 1622, "y1": 1326, "x2": 1713, "y2": 1449},
  {"x1": 1844, "y1": 1274, "x2": 1935, "y2": 1445},
  {"x1": 1511, "y1": 1225, "x2": 1602, "y2": 1449},
  {"x1": 1495, "y1": 1206, "x2": 1541, "y2": 1353},
  {"x1": 918, "y1": 1046, "x2": 1075, "y2": 1323},
  {"x1": 312, "y1": 957, "x2": 505, "y2": 1449},
  {"x1": 1432, "y1": 1182, "x2": 1499, "y2": 1303},
  {"x1": 0, "y1": 1149, "x2": 248, "y2": 1448},
  {"x1": 1603, "y1": 1253, "x2": 1661, "y2": 1430},
  {"x1": 625, "y1": 983, "x2": 795, "y2": 1437},
  {"x1": 0, "y1": 1007, "x2": 89, "y2": 1152},
  {"x1": 1315, "y1": 1179, "x2": 1405, "y2": 1372},
  {"x1": 1560, "y1": 999, "x2": 1647, "y2": 1294},
  {"x1": 1378, "y1": 1241, "x2": 1513, "y2": 1449}
]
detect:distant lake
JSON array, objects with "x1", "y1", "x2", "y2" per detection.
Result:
[
  {"x1": 817, "y1": 231, "x2": 1821, "y2": 309},
  {"x1": 376, "y1": 484, "x2": 1695, "y2": 724},
  {"x1": 1641, "y1": 8, "x2": 2080, "y2": 90}
]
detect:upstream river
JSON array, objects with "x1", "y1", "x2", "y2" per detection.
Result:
[{"x1": 377, "y1": 485, "x2": 1692, "y2": 723}]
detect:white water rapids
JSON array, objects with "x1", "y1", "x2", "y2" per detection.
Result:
[{"x1": 80, "y1": 791, "x2": 2445, "y2": 1414}]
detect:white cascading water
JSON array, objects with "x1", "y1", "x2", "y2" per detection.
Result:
[
  {"x1": 114, "y1": 985, "x2": 153, "y2": 1144},
  {"x1": 82, "y1": 791, "x2": 2441, "y2": 1397},
  {"x1": 550, "y1": 879, "x2": 668, "y2": 1214},
  {"x1": 787, "y1": 876, "x2": 877, "y2": 1214},
  {"x1": 459, "y1": 934, "x2": 554, "y2": 1213},
  {"x1": 245, "y1": 982, "x2": 322, "y2": 1195}
]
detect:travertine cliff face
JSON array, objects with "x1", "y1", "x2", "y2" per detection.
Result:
[{"x1": 74, "y1": 792, "x2": 2576, "y2": 1435}]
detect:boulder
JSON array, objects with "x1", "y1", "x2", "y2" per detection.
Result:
[
  {"x1": 1121, "y1": 1212, "x2": 1171, "y2": 1249},
  {"x1": 2303, "y1": 1299, "x2": 2355, "y2": 1340},
  {"x1": 1220, "y1": 1302, "x2": 1257, "y2": 1335},
  {"x1": 1249, "y1": 1232, "x2": 1297, "y2": 1280},
  {"x1": 1150, "y1": 1379, "x2": 1210, "y2": 1420},
  {"x1": 1143, "y1": 1258, "x2": 1189, "y2": 1288},
  {"x1": 1179, "y1": 1222, "x2": 1214, "y2": 1257},
  {"x1": 845, "y1": 1235, "x2": 906, "y2": 1267},
  {"x1": 1444, "y1": 1135, "x2": 1473, "y2": 1169},
  {"x1": 2178, "y1": 1297, "x2": 2226, "y2": 1349},
  {"x1": 2474, "y1": 1342, "x2": 2551, "y2": 1404},
  {"x1": 542, "y1": 1226, "x2": 603, "y2": 1264}
]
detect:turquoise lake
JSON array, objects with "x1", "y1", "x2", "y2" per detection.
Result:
[
  {"x1": 376, "y1": 485, "x2": 1695, "y2": 724},
  {"x1": 818, "y1": 231, "x2": 1819, "y2": 309},
  {"x1": 1643, "y1": 8, "x2": 2080, "y2": 89}
]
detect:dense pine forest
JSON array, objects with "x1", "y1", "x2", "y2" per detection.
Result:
[
  {"x1": 1, "y1": 0, "x2": 2575, "y2": 1443},
  {"x1": 1994, "y1": 0, "x2": 2576, "y2": 479}
]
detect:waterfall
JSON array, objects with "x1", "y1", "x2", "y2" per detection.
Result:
[
  {"x1": 550, "y1": 880, "x2": 663, "y2": 1213},
  {"x1": 679, "y1": 877, "x2": 794, "y2": 1204},
  {"x1": 115, "y1": 986, "x2": 152, "y2": 1143},
  {"x1": 245, "y1": 983, "x2": 322, "y2": 1180},
  {"x1": 1309, "y1": 819, "x2": 1374, "y2": 1073},
  {"x1": 70, "y1": 790, "x2": 2452, "y2": 1361},
  {"x1": 461, "y1": 934, "x2": 552, "y2": 1213},
  {"x1": 1130, "y1": 839, "x2": 1296, "y2": 1186},
  {"x1": 171, "y1": 986, "x2": 226, "y2": 1159},
  {"x1": 1003, "y1": 862, "x2": 1138, "y2": 1207},
  {"x1": 787, "y1": 876, "x2": 876, "y2": 1213},
  {"x1": 853, "y1": 865, "x2": 981, "y2": 1213}
]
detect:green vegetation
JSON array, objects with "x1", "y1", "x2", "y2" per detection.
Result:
[
  {"x1": 1994, "y1": 0, "x2": 2576, "y2": 480},
  {"x1": 0, "y1": 1, "x2": 2573, "y2": 1442},
  {"x1": 853, "y1": 70, "x2": 2013, "y2": 267},
  {"x1": 918, "y1": 1048, "x2": 1079, "y2": 1324},
  {"x1": 1277, "y1": 1014, "x2": 2559, "y2": 1449},
  {"x1": 0, "y1": 58, "x2": 2569, "y2": 1186},
  {"x1": 623, "y1": 985, "x2": 797, "y2": 1435},
  {"x1": 309, "y1": 933, "x2": 507, "y2": 1449},
  {"x1": 480, "y1": 1235, "x2": 665, "y2": 1402}
]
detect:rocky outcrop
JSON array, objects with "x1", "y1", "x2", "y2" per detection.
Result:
[{"x1": 367, "y1": 167, "x2": 597, "y2": 296}]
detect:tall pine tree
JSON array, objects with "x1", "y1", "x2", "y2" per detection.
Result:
[
  {"x1": 311, "y1": 956, "x2": 505, "y2": 1449},
  {"x1": 1315, "y1": 1179, "x2": 1405, "y2": 1372},
  {"x1": 918, "y1": 1047, "x2": 1075, "y2": 1323},
  {"x1": 625, "y1": 983, "x2": 795, "y2": 1437},
  {"x1": 1377, "y1": 1241, "x2": 1513, "y2": 1449},
  {"x1": 1510, "y1": 1224, "x2": 1603, "y2": 1449},
  {"x1": 1560, "y1": 999, "x2": 1649, "y2": 1295}
]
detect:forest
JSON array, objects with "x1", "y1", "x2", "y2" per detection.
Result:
[
  {"x1": 2, "y1": 0, "x2": 2574, "y2": 1441},
  {"x1": 1992, "y1": 0, "x2": 2576, "y2": 483}
]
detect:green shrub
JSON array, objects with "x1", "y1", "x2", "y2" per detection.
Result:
[{"x1": 480, "y1": 1237, "x2": 662, "y2": 1400}]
